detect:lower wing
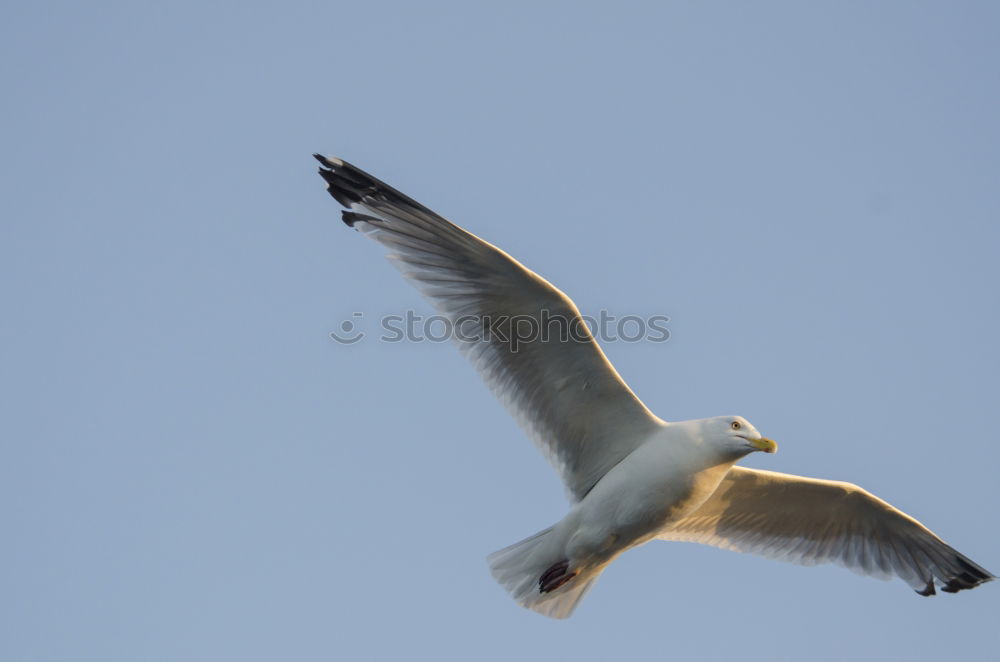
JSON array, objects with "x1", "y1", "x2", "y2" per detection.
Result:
[{"x1": 657, "y1": 467, "x2": 993, "y2": 595}]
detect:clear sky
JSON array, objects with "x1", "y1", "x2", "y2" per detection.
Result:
[{"x1": 2, "y1": 1, "x2": 998, "y2": 660}]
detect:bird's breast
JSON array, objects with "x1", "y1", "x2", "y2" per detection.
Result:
[{"x1": 571, "y1": 441, "x2": 734, "y2": 558}]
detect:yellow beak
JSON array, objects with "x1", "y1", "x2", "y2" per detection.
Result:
[{"x1": 750, "y1": 437, "x2": 778, "y2": 453}]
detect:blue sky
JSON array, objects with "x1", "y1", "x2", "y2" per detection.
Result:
[{"x1": 2, "y1": 1, "x2": 998, "y2": 660}]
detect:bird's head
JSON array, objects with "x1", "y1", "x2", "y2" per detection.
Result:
[{"x1": 708, "y1": 415, "x2": 777, "y2": 458}]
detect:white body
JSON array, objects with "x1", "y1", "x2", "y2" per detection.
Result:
[
  {"x1": 564, "y1": 423, "x2": 737, "y2": 567},
  {"x1": 487, "y1": 418, "x2": 757, "y2": 619}
]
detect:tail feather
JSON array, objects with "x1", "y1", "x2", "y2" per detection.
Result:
[{"x1": 487, "y1": 527, "x2": 602, "y2": 619}]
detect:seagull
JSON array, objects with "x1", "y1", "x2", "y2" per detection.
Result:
[{"x1": 314, "y1": 154, "x2": 993, "y2": 618}]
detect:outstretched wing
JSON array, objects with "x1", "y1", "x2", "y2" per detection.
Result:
[
  {"x1": 315, "y1": 155, "x2": 663, "y2": 500},
  {"x1": 657, "y1": 467, "x2": 993, "y2": 594}
]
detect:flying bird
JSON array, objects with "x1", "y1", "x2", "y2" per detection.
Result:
[{"x1": 314, "y1": 154, "x2": 993, "y2": 618}]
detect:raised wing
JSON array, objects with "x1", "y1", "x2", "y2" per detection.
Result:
[
  {"x1": 657, "y1": 467, "x2": 993, "y2": 595},
  {"x1": 315, "y1": 155, "x2": 663, "y2": 500}
]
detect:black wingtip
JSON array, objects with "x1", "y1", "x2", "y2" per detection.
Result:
[
  {"x1": 913, "y1": 557, "x2": 994, "y2": 596},
  {"x1": 312, "y1": 153, "x2": 438, "y2": 221},
  {"x1": 940, "y1": 560, "x2": 995, "y2": 593},
  {"x1": 313, "y1": 153, "x2": 340, "y2": 169},
  {"x1": 314, "y1": 157, "x2": 364, "y2": 208},
  {"x1": 341, "y1": 211, "x2": 360, "y2": 228}
]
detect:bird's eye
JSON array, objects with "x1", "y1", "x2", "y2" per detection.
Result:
[{"x1": 731, "y1": 421, "x2": 741, "y2": 430}]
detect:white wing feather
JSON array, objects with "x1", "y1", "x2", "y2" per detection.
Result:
[{"x1": 316, "y1": 155, "x2": 663, "y2": 500}]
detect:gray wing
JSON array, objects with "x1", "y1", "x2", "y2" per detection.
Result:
[
  {"x1": 657, "y1": 467, "x2": 993, "y2": 594},
  {"x1": 315, "y1": 155, "x2": 663, "y2": 500}
]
